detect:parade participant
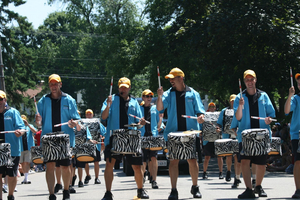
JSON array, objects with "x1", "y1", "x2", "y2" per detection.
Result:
[
  {"x1": 202, "y1": 102, "x2": 224, "y2": 180},
  {"x1": 81, "y1": 109, "x2": 105, "y2": 185},
  {"x1": 217, "y1": 95, "x2": 242, "y2": 187},
  {"x1": 35, "y1": 74, "x2": 81, "y2": 200},
  {"x1": 20, "y1": 115, "x2": 37, "y2": 184},
  {"x1": 233, "y1": 69, "x2": 275, "y2": 199},
  {"x1": 284, "y1": 72, "x2": 300, "y2": 198},
  {"x1": 101, "y1": 77, "x2": 149, "y2": 200},
  {"x1": 0, "y1": 90, "x2": 25, "y2": 200},
  {"x1": 156, "y1": 68, "x2": 205, "y2": 200},
  {"x1": 140, "y1": 89, "x2": 160, "y2": 189}
]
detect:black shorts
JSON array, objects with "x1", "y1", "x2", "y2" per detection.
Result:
[
  {"x1": 104, "y1": 145, "x2": 142, "y2": 165},
  {"x1": 94, "y1": 149, "x2": 101, "y2": 162},
  {"x1": 0, "y1": 156, "x2": 20, "y2": 178},
  {"x1": 203, "y1": 142, "x2": 215, "y2": 157},
  {"x1": 76, "y1": 160, "x2": 86, "y2": 168},
  {"x1": 292, "y1": 139, "x2": 300, "y2": 162},
  {"x1": 50, "y1": 158, "x2": 71, "y2": 167},
  {"x1": 142, "y1": 149, "x2": 157, "y2": 162},
  {"x1": 239, "y1": 142, "x2": 267, "y2": 165}
]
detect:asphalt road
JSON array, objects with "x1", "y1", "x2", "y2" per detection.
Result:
[{"x1": 5, "y1": 158, "x2": 296, "y2": 200}]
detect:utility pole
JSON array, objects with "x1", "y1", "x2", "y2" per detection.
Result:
[{"x1": 0, "y1": 39, "x2": 6, "y2": 92}]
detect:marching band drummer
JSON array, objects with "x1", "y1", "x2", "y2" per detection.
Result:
[
  {"x1": 232, "y1": 69, "x2": 275, "y2": 199},
  {"x1": 284, "y1": 72, "x2": 300, "y2": 198},
  {"x1": 81, "y1": 109, "x2": 106, "y2": 186},
  {"x1": 101, "y1": 77, "x2": 149, "y2": 200},
  {"x1": 35, "y1": 74, "x2": 81, "y2": 200},
  {"x1": 140, "y1": 89, "x2": 162, "y2": 189},
  {"x1": 0, "y1": 90, "x2": 25, "y2": 200},
  {"x1": 216, "y1": 95, "x2": 242, "y2": 187},
  {"x1": 156, "y1": 68, "x2": 205, "y2": 200}
]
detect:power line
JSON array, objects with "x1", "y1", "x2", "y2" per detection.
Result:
[{"x1": 37, "y1": 57, "x2": 101, "y2": 61}]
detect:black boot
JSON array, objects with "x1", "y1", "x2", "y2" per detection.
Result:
[
  {"x1": 137, "y1": 188, "x2": 149, "y2": 199},
  {"x1": 190, "y1": 185, "x2": 202, "y2": 198},
  {"x1": 168, "y1": 188, "x2": 178, "y2": 200}
]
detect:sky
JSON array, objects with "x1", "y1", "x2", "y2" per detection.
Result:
[{"x1": 8, "y1": 0, "x2": 66, "y2": 29}]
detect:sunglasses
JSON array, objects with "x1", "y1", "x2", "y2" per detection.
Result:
[
  {"x1": 0, "y1": 98, "x2": 4, "y2": 101},
  {"x1": 143, "y1": 95, "x2": 153, "y2": 98}
]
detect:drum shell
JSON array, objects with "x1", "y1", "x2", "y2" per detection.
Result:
[
  {"x1": 0, "y1": 143, "x2": 13, "y2": 167},
  {"x1": 41, "y1": 133, "x2": 71, "y2": 162},
  {"x1": 74, "y1": 143, "x2": 96, "y2": 162},
  {"x1": 202, "y1": 112, "x2": 221, "y2": 142},
  {"x1": 241, "y1": 129, "x2": 270, "y2": 156},
  {"x1": 214, "y1": 139, "x2": 233, "y2": 157},
  {"x1": 167, "y1": 133, "x2": 196, "y2": 160},
  {"x1": 269, "y1": 137, "x2": 282, "y2": 155},
  {"x1": 31, "y1": 146, "x2": 43, "y2": 164},
  {"x1": 141, "y1": 136, "x2": 165, "y2": 151},
  {"x1": 111, "y1": 129, "x2": 141, "y2": 154}
]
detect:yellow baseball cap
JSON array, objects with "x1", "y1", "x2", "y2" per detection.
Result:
[
  {"x1": 295, "y1": 73, "x2": 300, "y2": 80},
  {"x1": 230, "y1": 94, "x2": 237, "y2": 102},
  {"x1": 208, "y1": 102, "x2": 216, "y2": 107},
  {"x1": 85, "y1": 109, "x2": 93, "y2": 115},
  {"x1": 243, "y1": 70, "x2": 256, "y2": 79},
  {"x1": 0, "y1": 90, "x2": 6, "y2": 99},
  {"x1": 48, "y1": 74, "x2": 61, "y2": 83},
  {"x1": 140, "y1": 101, "x2": 145, "y2": 106},
  {"x1": 165, "y1": 68, "x2": 185, "y2": 79},
  {"x1": 21, "y1": 115, "x2": 27, "y2": 120},
  {"x1": 142, "y1": 89, "x2": 154, "y2": 96},
  {"x1": 118, "y1": 77, "x2": 131, "y2": 88}
]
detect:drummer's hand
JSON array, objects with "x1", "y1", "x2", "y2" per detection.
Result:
[
  {"x1": 68, "y1": 119, "x2": 78, "y2": 128},
  {"x1": 288, "y1": 86, "x2": 295, "y2": 97},
  {"x1": 107, "y1": 96, "x2": 112, "y2": 107},
  {"x1": 264, "y1": 117, "x2": 272, "y2": 125},
  {"x1": 239, "y1": 97, "x2": 244, "y2": 106},
  {"x1": 23, "y1": 119, "x2": 29, "y2": 126},
  {"x1": 157, "y1": 86, "x2": 164, "y2": 97},
  {"x1": 197, "y1": 114, "x2": 205, "y2": 124},
  {"x1": 14, "y1": 129, "x2": 23, "y2": 137},
  {"x1": 90, "y1": 139, "x2": 98, "y2": 144},
  {"x1": 35, "y1": 113, "x2": 42, "y2": 125},
  {"x1": 140, "y1": 118, "x2": 146, "y2": 126}
]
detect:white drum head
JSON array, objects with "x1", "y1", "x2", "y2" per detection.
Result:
[{"x1": 215, "y1": 139, "x2": 232, "y2": 143}]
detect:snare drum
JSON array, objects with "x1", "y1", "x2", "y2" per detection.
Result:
[
  {"x1": 269, "y1": 137, "x2": 282, "y2": 155},
  {"x1": 31, "y1": 146, "x2": 43, "y2": 164},
  {"x1": 231, "y1": 139, "x2": 239, "y2": 154},
  {"x1": 75, "y1": 143, "x2": 96, "y2": 162},
  {"x1": 111, "y1": 129, "x2": 141, "y2": 154},
  {"x1": 241, "y1": 129, "x2": 270, "y2": 156},
  {"x1": 0, "y1": 143, "x2": 13, "y2": 167},
  {"x1": 41, "y1": 132, "x2": 71, "y2": 162},
  {"x1": 214, "y1": 139, "x2": 233, "y2": 156},
  {"x1": 202, "y1": 112, "x2": 221, "y2": 142},
  {"x1": 75, "y1": 126, "x2": 87, "y2": 145},
  {"x1": 141, "y1": 136, "x2": 165, "y2": 151},
  {"x1": 167, "y1": 131, "x2": 196, "y2": 160}
]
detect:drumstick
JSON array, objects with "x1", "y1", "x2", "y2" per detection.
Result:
[
  {"x1": 251, "y1": 116, "x2": 277, "y2": 122},
  {"x1": 129, "y1": 114, "x2": 150, "y2": 124},
  {"x1": 34, "y1": 96, "x2": 41, "y2": 125},
  {"x1": 108, "y1": 76, "x2": 113, "y2": 107},
  {"x1": 54, "y1": 120, "x2": 80, "y2": 127},
  {"x1": 290, "y1": 67, "x2": 294, "y2": 87},
  {"x1": 0, "y1": 129, "x2": 27, "y2": 134},
  {"x1": 157, "y1": 66, "x2": 162, "y2": 98},
  {"x1": 239, "y1": 78, "x2": 244, "y2": 109},
  {"x1": 182, "y1": 115, "x2": 198, "y2": 119}
]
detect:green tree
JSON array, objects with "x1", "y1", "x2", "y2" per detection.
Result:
[{"x1": 0, "y1": 1, "x2": 39, "y2": 113}]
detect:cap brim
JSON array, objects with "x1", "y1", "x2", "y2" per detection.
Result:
[
  {"x1": 119, "y1": 84, "x2": 130, "y2": 88},
  {"x1": 49, "y1": 78, "x2": 61, "y2": 83},
  {"x1": 165, "y1": 74, "x2": 175, "y2": 79}
]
